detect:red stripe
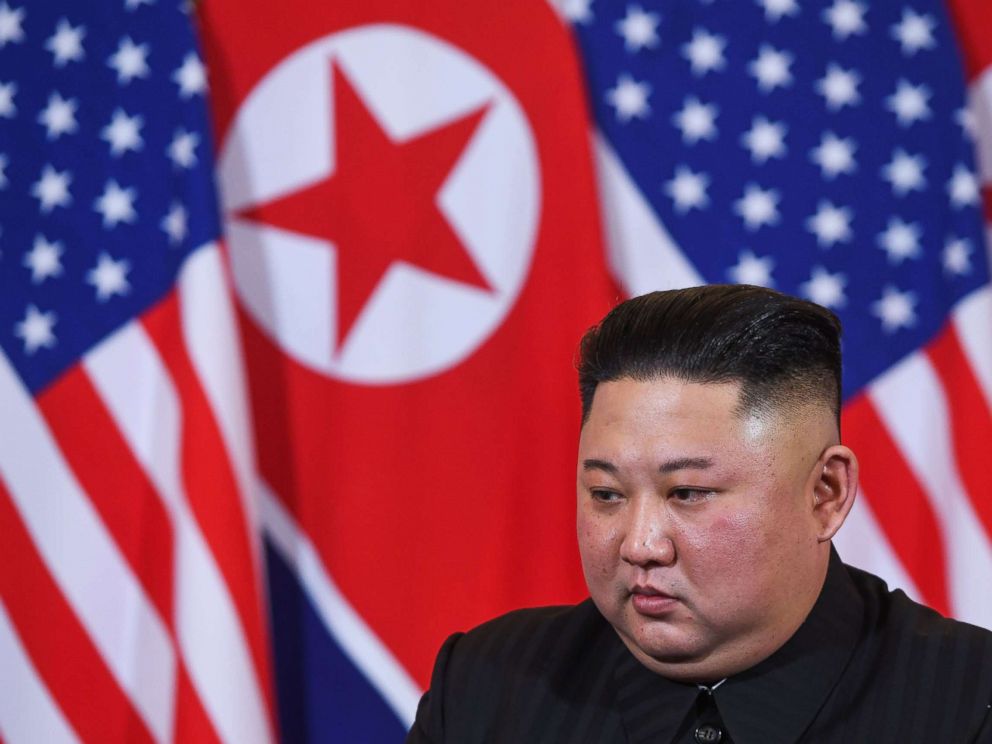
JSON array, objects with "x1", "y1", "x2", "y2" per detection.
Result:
[
  {"x1": 926, "y1": 323, "x2": 992, "y2": 543},
  {"x1": 38, "y1": 365, "x2": 224, "y2": 744},
  {"x1": 0, "y1": 476, "x2": 156, "y2": 744},
  {"x1": 173, "y1": 665, "x2": 224, "y2": 744},
  {"x1": 945, "y1": 0, "x2": 992, "y2": 81},
  {"x1": 842, "y1": 394, "x2": 952, "y2": 615},
  {"x1": 38, "y1": 367, "x2": 175, "y2": 625},
  {"x1": 983, "y1": 186, "x2": 992, "y2": 224},
  {"x1": 141, "y1": 292, "x2": 276, "y2": 722}
]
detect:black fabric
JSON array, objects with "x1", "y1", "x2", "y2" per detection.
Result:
[{"x1": 407, "y1": 549, "x2": 992, "y2": 743}]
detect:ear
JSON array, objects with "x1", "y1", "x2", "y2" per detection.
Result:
[{"x1": 810, "y1": 445, "x2": 858, "y2": 542}]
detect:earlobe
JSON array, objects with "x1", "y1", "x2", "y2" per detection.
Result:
[{"x1": 811, "y1": 445, "x2": 859, "y2": 542}]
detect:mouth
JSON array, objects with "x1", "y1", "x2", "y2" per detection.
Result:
[{"x1": 629, "y1": 585, "x2": 679, "y2": 617}]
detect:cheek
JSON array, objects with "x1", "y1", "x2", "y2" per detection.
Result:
[{"x1": 576, "y1": 511, "x2": 622, "y2": 577}]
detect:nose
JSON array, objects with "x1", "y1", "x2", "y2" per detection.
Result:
[{"x1": 618, "y1": 497, "x2": 676, "y2": 567}]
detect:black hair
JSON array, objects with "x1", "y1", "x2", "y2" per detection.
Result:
[{"x1": 578, "y1": 285, "x2": 842, "y2": 424}]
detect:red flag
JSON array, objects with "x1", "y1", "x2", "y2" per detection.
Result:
[{"x1": 199, "y1": 0, "x2": 619, "y2": 694}]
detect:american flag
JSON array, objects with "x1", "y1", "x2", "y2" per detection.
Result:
[
  {"x1": 567, "y1": 0, "x2": 992, "y2": 628},
  {"x1": 0, "y1": 1, "x2": 275, "y2": 742}
]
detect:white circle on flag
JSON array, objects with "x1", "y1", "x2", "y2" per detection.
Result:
[{"x1": 217, "y1": 24, "x2": 540, "y2": 384}]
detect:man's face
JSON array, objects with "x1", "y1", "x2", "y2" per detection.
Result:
[{"x1": 577, "y1": 376, "x2": 833, "y2": 681}]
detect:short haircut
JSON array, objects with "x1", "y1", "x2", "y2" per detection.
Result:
[{"x1": 577, "y1": 284, "x2": 842, "y2": 424}]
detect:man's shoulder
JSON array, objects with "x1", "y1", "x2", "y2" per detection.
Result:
[
  {"x1": 446, "y1": 598, "x2": 611, "y2": 675},
  {"x1": 844, "y1": 560, "x2": 992, "y2": 646}
]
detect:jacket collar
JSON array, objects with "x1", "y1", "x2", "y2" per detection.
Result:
[{"x1": 610, "y1": 547, "x2": 864, "y2": 743}]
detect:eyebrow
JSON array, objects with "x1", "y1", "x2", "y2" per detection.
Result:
[{"x1": 582, "y1": 456, "x2": 715, "y2": 475}]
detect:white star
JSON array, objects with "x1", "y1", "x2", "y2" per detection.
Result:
[
  {"x1": 173, "y1": 52, "x2": 207, "y2": 98},
  {"x1": 45, "y1": 18, "x2": 85, "y2": 67},
  {"x1": 741, "y1": 116, "x2": 787, "y2": 164},
  {"x1": 37, "y1": 92, "x2": 78, "y2": 140},
  {"x1": 800, "y1": 266, "x2": 848, "y2": 309},
  {"x1": 956, "y1": 106, "x2": 977, "y2": 141},
  {"x1": 87, "y1": 253, "x2": 131, "y2": 301},
  {"x1": 15, "y1": 305, "x2": 57, "y2": 354},
  {"x1": 665, "y1": 165, "x2": 710, "y2": 213},
  {"x1": 822, "y1": 0, "x2": 867, "y2": 40},
  {"x1": 23, "y1": 234, "x2": 64, "y2": 283},
  {"x1": 749, "y1": 45, "x2": 793, "y2": 92},
  {"x1": 872, "y1": 286, "x2": 917, "y2": 332},
  {"x1": 891, "y1": 9, "x2": 936, "y2": 56},
  {"x1": 108, "y1": 36, "x2": 150, "y2": 84},
  {"x1": 943, "y1": 237, "x2": 972, "y2": 276},
  {"x1": 94, "y1": 179, "x2": 137, "y2": 228},
  {"x1": 161, "y1": 202, "x2": 188, "y2": 245},
  {"x1": 0, "y1": 153, "x2": 7, "y2": 189},
  {"x1": 125, "y1": 0, "x2": 156, "y2": 9},
  {"x1": 757, "y1": 0, "x2": 799, "y2": 22},
  {"x1": 881, "y1": 149, "x2": 927, "y2": 196},
  {"x1": 672, "y1": 96, "x2": 718, "y2": 144},
  {"x1": 0, "y1": 80, "x2": 17, "y2": 118},
  {"x1": 167, "y1": 128, "x2": 200, "y2": 168},
  {"x1": 877, "y1": 217, "x2": 922, "y2": 264},
  {"x1": 728, "y1": 250, "x2": 775, "y2": 287},
  {"x1": 810, "y1": 132, "x2": 857, "y2": 179},
  {"x1": 886, "y1": 79, "x2": 931, "y2": 127},
  {"x1": 606, "y1": 74, "x2": 651, "y2": 122},
  {"x1": 806, "y1": 201, "x2": 853, "y2": 247},
  {"x1": 101, "y1": 109, "x2": 144, "y2": 157},
  {"x1": 0, "y1": 2, "x2": 25, "y2": 47},
  {"x1": 615, "y1": 5, "x2": 660, "y2": 52},
  {"x1": 559, "y1": 0, "x2": 593, "y2": 25},
  {"x1": 31, "y1": 164, "x2": 72, "y2": 213},
  {"x1": 947, "y1": 164, "x2": 979, "y2": 208},
  {"x1": 682, "y1": 28, "x2": 726, "y2": 76},
  {"x1": 816, "y1": 64, "x2": 861, "y2": 110},
  {"x1": 734, "y1": 184, "x2": 780, "y2": 230}
]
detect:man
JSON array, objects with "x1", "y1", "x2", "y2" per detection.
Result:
[{"x1": 407, "y1": 285, "x2": 992, "y2": 743}]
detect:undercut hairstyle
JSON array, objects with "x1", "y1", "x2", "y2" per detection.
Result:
[{"x1": 578, "y1": 285, "x2": 842, "y2": 425}]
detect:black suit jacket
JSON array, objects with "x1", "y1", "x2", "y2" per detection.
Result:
[{"x1": 408, "y1": 552, "x2": 992, "y2": 743}]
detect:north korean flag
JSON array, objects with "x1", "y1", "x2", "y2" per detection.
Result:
[{"x1": 198, "y1": 1, "x2": 618, "y2": 739}]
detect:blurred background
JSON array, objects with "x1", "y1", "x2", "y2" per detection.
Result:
[{"x1": 1, "y1": 0, "x2": 990, "y2": 742}]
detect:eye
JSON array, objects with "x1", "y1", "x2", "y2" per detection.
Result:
[
  {"x1": 590, "y1": 488, "x2": 623, "y2": 504},
  {"x1": 670, "y1": 488, "x2": 713, "y2": 503}
]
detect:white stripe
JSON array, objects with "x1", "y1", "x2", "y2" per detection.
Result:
[
  {"x1": 953, "y1": 285, "x2": 992, "y2": 411},
  {"x1": 0, "y1": 350, "x2": 176, "y2": 744},
  {"x1": 592, "y1": 131, "x2": 704, "y2": 296},
  {"x1": 177, "y1": 244, "x2": 262, "y2": 567},
  {"x1": 832, "y1": 487, "x2": 923, "y2": 605},
  {"x1": 0, "y1": 599, "x2": 80, "y2": 744},
  {"x1": 259, "y1": 480, "x2": 422, "y2": 727},
  {"x1": 84, "y1": 324, "x2": 274, "y2": 744},
  {"x1": 968, "y1": 69, "x2": 992, "y2": 185},
  {"x1": 869, "y1": 353, "x2": 992, "y2": 629}
]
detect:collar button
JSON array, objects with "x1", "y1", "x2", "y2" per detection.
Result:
[{"x1": 694, "y1": 724, "x2": 723, "y2": 744}]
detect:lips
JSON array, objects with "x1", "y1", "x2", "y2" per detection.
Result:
[{"x1": 629, "y1": 585, "x2": 679, "y2": 617}]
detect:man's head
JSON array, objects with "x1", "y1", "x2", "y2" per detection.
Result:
[{"x1": 575, "y1": 285, "x2": 858, "y2": 683}]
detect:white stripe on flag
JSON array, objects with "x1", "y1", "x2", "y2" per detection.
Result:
[
  {"x1": 869, "y1": 353, "x2": 992, "y2": 627},
  {"x1": 592, "y1": 131, "x2": 704, "y2": 296},
  {"x1": 954, "y1": 285, "x2": 992, "y2": 410},
  {"x1": 969, "y1": 69, "x2": 992, "y2": 185},
  {"x1": 258, "y1": 479, "x2": 423, "y2": 728},
  {"x1": 0, "y1": 599, "x2": 81, "y2": 744},
  {"x1": 0, "y1": 350, "x2": 176, "y2": 744},
  {"x1": 83, "y1": 323, "x2": 273, "y2": 744},
  {"x1": 832, "y1": 486, "x2": 923, "y2": 605},
  {"x1": 177, "y1": 244, "x2": 261, "y2": 564}
]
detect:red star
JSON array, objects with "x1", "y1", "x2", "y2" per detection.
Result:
[{"x1": 238, "y1": 62, "x2": 494, "y2": 352}]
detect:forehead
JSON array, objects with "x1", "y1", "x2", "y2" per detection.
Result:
[{"x1": 579, "y1": 377, "x2": 770, "y2": 457}]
